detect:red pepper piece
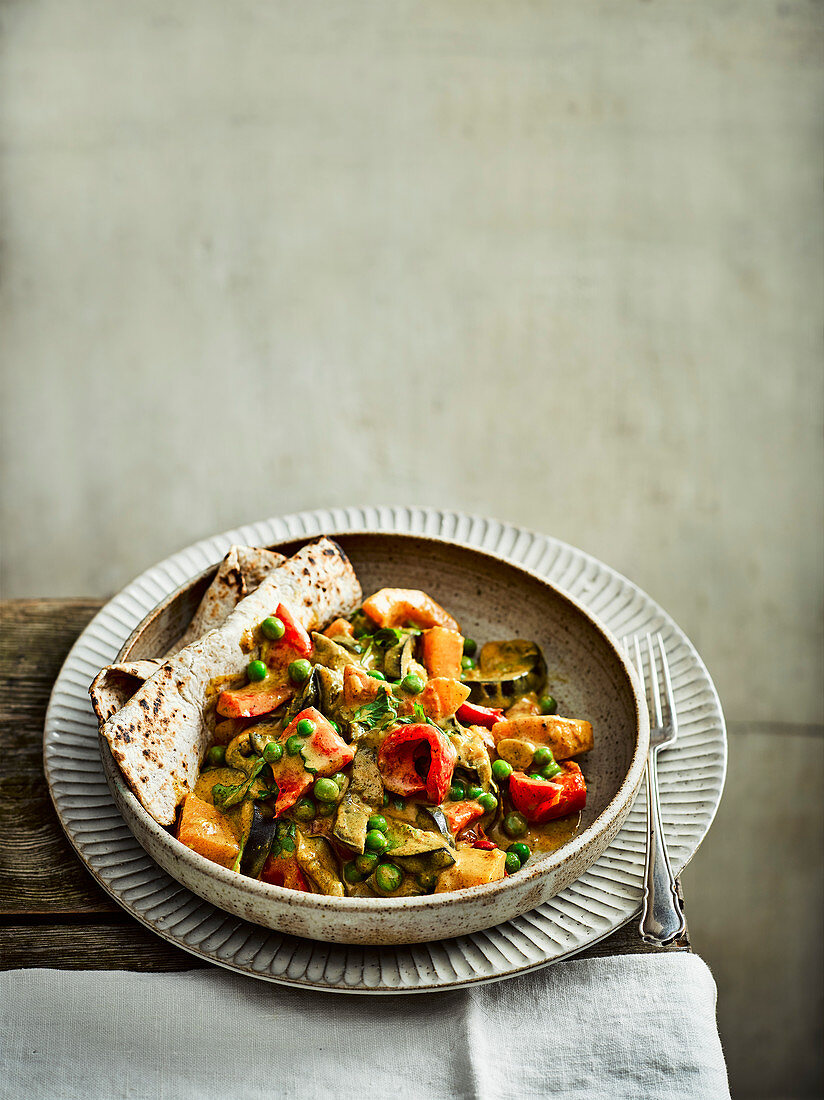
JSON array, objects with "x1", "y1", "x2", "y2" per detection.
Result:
[
  {"x1": 273, "y1": 603, "x2": 313, "y2": 659},
  {"x1": 270, "y1": 707, "x2": 355, "y2": 815},
  {"x1": 216, "y1": 681, "x2": 292, "y2": 719},
  {"x1": 377, "y1": 723, "x2": 457, "y2": 804},
  {"x1": 260, "y1": 854, "x2": 311, "y2": 892},
  {"x1": 508, "y1": 761, "x2": 587, "y2": 824},
  {"x1": 442, "y1": 800, "x2": 485, "y2": 836},
  {"x1": 456, "y1": 823, "x2": 497, "y2": 850},
  {"x1": 456, "y1": 701, "x2": 505, "y2": 729}
]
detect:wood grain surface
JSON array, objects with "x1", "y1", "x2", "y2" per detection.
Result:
[{"x1": 0, "y1": 599, "x2": 689, "y2": 972}]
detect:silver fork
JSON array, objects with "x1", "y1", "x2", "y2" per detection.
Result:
[{"x1": 625, "y1": 632, "x2": 687, "y2": 946}]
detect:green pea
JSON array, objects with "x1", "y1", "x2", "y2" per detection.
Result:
[
  {"x1": 528, "y1": 773, "x2": 546, "y2": 782},
  {"x1": 400, "y1": 672, "x2": 425, "y2": 694},
  {"x1": 285, "y1": 734, "x2": 304, "y2": 756},
  {"x1": 541, "y1": 762, "x2": 563, "y2": 780},
  {"x1": 261, "y1": 616, "x2": 286, "y2": 641},
  {"x1": 206, "y1": 745, "x2": 225, "y2": 767},
  {"x1": 313, "y1": 777, "x2": 340, "y2": 803},
  {"x1": 508, "y1": 842, "x2": 531, "y2": 864},
  {"x1": 293, "y1": 797, "x2": 315, "y2": 822},
  {"x1": 364, "y1": 829, "x2": 389, "y2": 853},
  {"x1": 461, "y1": 655, "x2": 477, "y2": 670},
  {"x1": 367, "y1": 814, "x2": 388, "y2": 833},
  {"x1": 505, "y1": 851, "x2": 522, "y2": 875},
  {"x1": 463, "y1": 638, "x2": 477, "y2": 657},
  {"x1": 296, "y1": 718, "x2": 315, "y2": 737},
  {"x1": 330, "y1": 772, "x2": 347, "y2": 788},
  {"x1": 343, "y1": 860, "x2": 365, "y2": 884},
  {"x1": 355, "y1": 852, "x2": 379, "y2": 875},
  {"x1": 367, "y1": 670, "x2": 387, "y2": 681},
  {"x1": 532, "y1": 746, "x2": 556, "y2": 768},
  {"x1": 491, "y1": 758, "x2": 513, "y2": 781},
  {"x1": 466, "y1": 785, "x2": 484, "y2": 801},
  {"x1": 288, "y1": 659, "x2": 312, "y2": 685},
  {"x1": 316, "y1": 801, "x2": 336, "y2": 816},
  {"x1": 262, "y1": 741, "x2": 283, "y2": 764},
  {"x1": 246, "y1": 660, "x2": 267, "y2": 682},
  {"x1": 374, "y1": 863, "x2": 403, "y2": 893},
  {"x1": 477, "y1": 792, "x2": 497, "y2": 813},
  {"x1": 448, "y1": 782, "x2": 466, "y2": 802},
  {"x1": 503, "y1": 811, "x2": 528, "y2": 838},
  {"x1": 540, "y1": 695, "x2": 558, "y2": 715}
]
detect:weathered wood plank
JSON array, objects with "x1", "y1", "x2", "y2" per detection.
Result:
[
  {"x1": 0, "y1": 598, "x2": 688, "y2": 970},
  {"x1": 0, "y1": 599, "x2": 118, "y2": 914},
  {"x1": 0, "y1": 920, "x2": 207, "y2": 972}
]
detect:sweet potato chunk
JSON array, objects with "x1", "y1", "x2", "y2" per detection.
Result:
[
  {"x1": 362, "y1": 588, "x2": 459, "y2": 631},
  {"x1": 434, "y1": 847, "x2": 507, "y2": 892},
  {"x1": 177, "y1": 793, "x2": 239, "y2": 869},
  {"x1": 419, "y1": 677, "x2": 471, "y2": 721},
  {"x1": 491, "y1": 715, "x2": 593, "y2": 760},
  {"x1": 420, "y1": 627, "x2": 464, "y2": 679},
  {"x1": 323, "y1": 617, "x2": 355, "y2": 640},
  {"x1": 343, "y1": 664, "x2": 388, "y2": 708}
]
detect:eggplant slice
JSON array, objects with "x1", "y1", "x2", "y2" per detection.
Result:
[
  {"x1": 462, "y1": 639, "x2": 547, "y2": 708},
  {"x1": 240, "y1": 804, "x2": 278, "y2": 879}
]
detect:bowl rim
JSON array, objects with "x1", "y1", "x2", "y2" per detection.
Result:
[{"x1": 102, "y1": 528, "x2": 650, "y2": 915}]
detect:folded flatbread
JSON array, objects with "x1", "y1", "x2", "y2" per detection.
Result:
[
  {"x1": 89, "y1": 545, "x2": 286, "y2": 724},
  {"x1": 97, "y1": 538, "x2": 361, "y2": 826}
]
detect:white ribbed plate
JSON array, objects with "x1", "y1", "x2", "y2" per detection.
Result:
[{"x1": 44, "y1": 507, "x2": 726, "y2": 993}]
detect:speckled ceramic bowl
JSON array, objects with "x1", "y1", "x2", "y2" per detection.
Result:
[{"x1": 99, "y1": 532, "x2": 649, "y2": 945}]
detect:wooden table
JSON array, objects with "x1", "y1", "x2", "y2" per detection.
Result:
[{"x1": 0, "y1": 599, "x2": 689, "y2": 972}]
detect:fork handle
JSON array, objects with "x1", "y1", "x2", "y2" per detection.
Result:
[{"x1": 639, "y1": 749, "x2": 687, "y2": 945}]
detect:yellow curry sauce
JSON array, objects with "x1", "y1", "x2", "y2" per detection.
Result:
[{"x1": 176, "y1": 588, "x2": 593, "y2": 898}]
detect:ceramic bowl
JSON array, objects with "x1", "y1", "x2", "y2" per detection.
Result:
[{"x1": 99, "y1": 532, "x2": 649, "y2": 945}]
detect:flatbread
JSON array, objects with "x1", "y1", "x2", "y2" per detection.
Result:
[
  {"x1": 88, "y1": 545, "x2": 286, "y2": 724},
  {"x1": 168, "y1": 545, "x2": 286, "y2": 655},
  {"x1": 89, "y1": 660, "x2": 166, "y2": 724},
  {"x1": 97, "y1": 538, "x2": 362, "y2": 826}
]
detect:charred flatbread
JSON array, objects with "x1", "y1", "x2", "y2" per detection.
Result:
[
  {"x1": 97, "y1": 538, "x2": 361, "y2": 826},
  {"x1": 89, "y1": 545, "x2": 286, "y2": 724}
]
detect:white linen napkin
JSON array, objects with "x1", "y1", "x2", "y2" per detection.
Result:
[{"x1": 0, "y1": 954, "x2": 729, "y2": 1100}]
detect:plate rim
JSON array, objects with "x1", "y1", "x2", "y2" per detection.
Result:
[{"x1": 44, "y1": 505, "x2": 727, "y2": 993}]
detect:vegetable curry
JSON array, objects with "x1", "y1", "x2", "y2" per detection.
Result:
[{"x1": 177, "y1": 588, "x2": 594, "y2": 897}]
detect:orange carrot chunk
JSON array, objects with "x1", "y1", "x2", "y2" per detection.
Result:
[{"x1": 216, "y1": 681, "x2": 293, "y2": 719}]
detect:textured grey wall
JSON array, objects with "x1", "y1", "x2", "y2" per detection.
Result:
[{"x1": 1, "y1": 1, "x2": 822, "y2": 726}]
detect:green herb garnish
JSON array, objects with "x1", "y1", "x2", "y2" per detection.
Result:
[
  {"x1": 353, "y1": 691, "x2": 398, "y2": 731},
  {"x1": 396, "y1": 703, "x2": 441, "y2": 730},
  {"x1": 212, "y1": 758, "x2": 268, "y2": 809}
]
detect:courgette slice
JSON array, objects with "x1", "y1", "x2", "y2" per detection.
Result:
[
  {"x1": 383, "y1": 635, "x2": 416, "y2": 681},
  {"x1": 295, "y1": 832, "x2": 345, "y2": 897}
]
